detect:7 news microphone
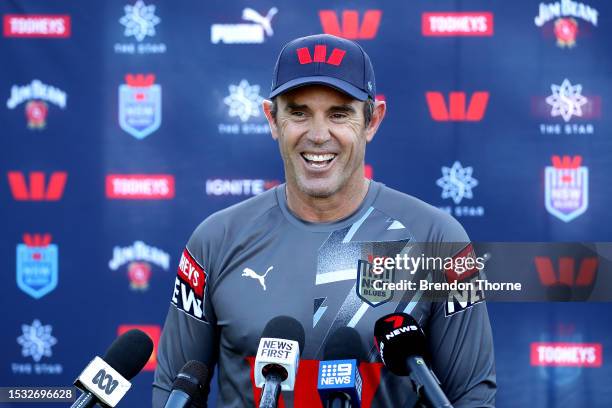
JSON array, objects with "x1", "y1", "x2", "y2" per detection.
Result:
[
  {"x1": 163, "y1": 360, "x2": 210, "y2": 408},
  {"x1": 70, "y1": 329, "x2": 153, "y2": 408},
  {"x1": 317, "y1": 327, "x2": 364, "y2": 408},
  {"x1": 254, "y1": 316, "x2": 305, "y2": 408},
  {"x1": 374, "y1": 313, "x2": 453, "y2": 408}
]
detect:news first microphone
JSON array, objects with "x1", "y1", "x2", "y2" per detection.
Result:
[
  {"x1": 163, "y1": 361, "x2": 210, "y2": 408},
  {"x1": 254, "y1": 316, "x2": 306, "y2": 408},
  {"x1": 317, "y1": 327, "x2": 364, "y2": 408},
  {"x1": 71, "y1": 329, "x2": 153, "y2": 408},
  {"x1": 374, "y1": 313, "x2": 453, "y2": 408}
]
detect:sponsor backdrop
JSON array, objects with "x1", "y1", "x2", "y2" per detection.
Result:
[{"x1": 1, "y1": 0, "x2": 611, "y2": 407}]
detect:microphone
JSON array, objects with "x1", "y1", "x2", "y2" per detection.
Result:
[
  {"x1": 71, "y1": 329, "x2": 153, "y2": 408},
  {"x1": 317, "y1": 327, "x2": 364, "y2": 408},
  {"x1": 374, "y1": 313, "x2": 453, "y2": 408},
  {"x1": 163, "y1": 361, "x2": 210, "y2": 408},
  {"x1": 254, "y1": 316, "x2": 306, "y2": 408}
]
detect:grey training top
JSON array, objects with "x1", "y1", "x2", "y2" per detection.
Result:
[{"x1": 153, "y1": 181, "x2": 496, "y2": 407}]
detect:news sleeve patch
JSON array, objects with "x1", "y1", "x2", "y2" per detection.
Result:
[
  {"x1": 444, "y1": 243, "x2": 485, "y2": 316},
  {"x1": 171, "y1": 248, "x2": 208, "y2": 322}
]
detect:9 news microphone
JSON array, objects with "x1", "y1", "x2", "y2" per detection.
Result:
[
  {"x1": 317, "y1": 327, "x2": 364, "y2": 408},
  {"x1": 254, "y1": 316, "x2": 305, "y2": 408},
  {"x1": 374, "y1": 313, "x2": 453, "y2": 408},
  {"x1": 163, "y1": 361, "x2": 210, "y2": 408},
  {"x1": 71, "y1": 329, "x2": 153, "y2": 408}
]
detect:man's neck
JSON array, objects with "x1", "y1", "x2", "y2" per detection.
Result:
[{"x1": 285, "y1": 177, "x2": 371, "y2": 223}]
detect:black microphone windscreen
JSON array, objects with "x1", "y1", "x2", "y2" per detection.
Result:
[
  {"x1": 324, "y1": 326, "x2": 365, "y2": 362},
  {"x1": 172, "y1": 361, "x2": 210, "y2": 408},
  {"x1": 103, "y1": 329, "x2": 154, "y2": 380},
  {"x1": 261, "y1": 316, "x2": 306, "y2": 355},
  {"x1": 373, "y1": 313, "x2": 427, "y2": 376}
]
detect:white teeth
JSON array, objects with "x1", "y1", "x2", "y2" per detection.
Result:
[{"x1": 302, "y1": 153, "x2": 336, "y2": 162}]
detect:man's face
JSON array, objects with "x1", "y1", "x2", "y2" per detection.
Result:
[{"x1": 265, "y1": 85, "x2": 373, "y2": 198}]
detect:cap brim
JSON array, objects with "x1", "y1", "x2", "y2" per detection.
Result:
[{"x1": 269, "y1": 76, "x2": 369, "y2": 101}]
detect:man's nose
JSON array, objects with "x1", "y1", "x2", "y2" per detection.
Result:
[{"x1": 306, "y1": 115, "x2": 331, "y2": 144}]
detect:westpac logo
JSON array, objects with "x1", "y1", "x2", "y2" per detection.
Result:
[
  {"x1": 117, "y1": 325, "x2": 160, "y2": 371},
  {"x1": 106, "y1": 174, "x2": 174, "y2": 199},
  {"x1": 297, "y1": 45, "x2": 346, "y2": 66},
  {"x1": 534, "y1": 1, "x2": 598, "y2": 48},
  {"x1": 6, "y1": 80, "x2": 67, "y2": 129},
  {"x1": 535, "y1": 256, "x2": 597, "y2": 287},
  {"x1": 426, "y1": 91, "x2": 489, "y2": 122},
  {"x1": 118, "y1": 73, "x2": 161, "y2": 139},
  {"x1": 16, "y1": 233, "x2": 58, "y2": 299},
  {"x1": 8, "y1": 171, "x2": 67, "y2": 201},
  {"x1": 211, "y1": 8, "x2": 278, "y2": 44},
  {"x1": 3, "y1": 15, "x2": 71, "y2": 38},
  {"x1": 422, "y1": 12, "x2": 493, "y2": 36},
  {"x1": 544, "y1": 155, "x2": 588, "y2": 222},
  {"x1": 319, "y1": 10, "x2": 381, "y2": 39}
]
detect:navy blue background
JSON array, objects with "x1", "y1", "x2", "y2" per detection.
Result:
[{"x1": 1, "y1": 1, "x2": 612, "y2": 407}]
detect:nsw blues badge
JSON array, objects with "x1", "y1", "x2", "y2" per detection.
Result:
[
  {"x1": 119, "y1": 73, "x2": 161, "y2": 139},
  {"x1": 16, "y1": 233, "x2": 58, "y2": 299}
]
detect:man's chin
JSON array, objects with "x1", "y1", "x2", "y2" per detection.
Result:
[{"x1": 295, "y1": 178, "x2": 340, "y2": 199}]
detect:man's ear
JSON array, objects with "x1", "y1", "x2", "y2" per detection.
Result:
[
  {"x1": 365, "y1": 100, "x2": 386, "y2": 143},
  {"x1": 262, "y1": 99, "x2": 279, "y2": 141}
]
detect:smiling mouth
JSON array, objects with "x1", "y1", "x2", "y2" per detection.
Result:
[{"x1": 301, "y1": 153, "x2": 337, "y2": 169}]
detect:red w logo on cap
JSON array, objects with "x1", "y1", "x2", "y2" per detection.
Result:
[{"x1": 297, "y1": 45, "x2": 346, "y2": 66}]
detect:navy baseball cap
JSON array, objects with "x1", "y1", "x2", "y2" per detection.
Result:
[{"x1": 269, "y1": 34, "x2": 376, "y2": 101}]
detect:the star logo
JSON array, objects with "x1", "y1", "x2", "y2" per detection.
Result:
[
  {"x1": 437, "y1": 161, "x2": 478, "y2": 204},
  {"x1": 546, "y1": 79, "x2": 588, "y2": 122},
  {"x1": 120, "y1": 0, "x2": 161, "y2": 42},
  {"x1": 17, "y1": 319, "x2": 57, "y2": 362},
  {"x1": 224, "y1": 80, "x2": 264, "y2": 122}
]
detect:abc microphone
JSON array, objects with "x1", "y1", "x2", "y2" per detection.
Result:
[
  {"x1": 374, "y1": 313, "x2": 453, "y2": 408},
  {"x1": 254, "y1": 316, "x2": 305, "y2": 408},
  {"x1": 317, "y1": 327, "x2": 364, "y2": 408},
  {"x1": 71, "y1": 329, "x2": 153, "y2": 408},
  {"x1": 163, "y1": 360, "x2": 210, "y2": 408}
]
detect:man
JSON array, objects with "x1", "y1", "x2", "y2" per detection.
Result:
[{"x1": 154, "y1": 34, "x2": 496, "y2": 407}]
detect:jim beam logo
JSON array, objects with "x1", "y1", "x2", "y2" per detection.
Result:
[
  {"x1": 545, "y1": 155, "x2": 589, "y2": 222},
  {"x1": 356, "y1": 257, "x2": 394, "y2": 307}
]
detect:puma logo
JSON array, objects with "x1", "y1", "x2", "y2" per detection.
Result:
[
  {"x1": 242, "y1": 8, "x2": 278, "y2": 36},
  {"x1": 242, "y1": 266, "x2": 273, "y2": 291}
]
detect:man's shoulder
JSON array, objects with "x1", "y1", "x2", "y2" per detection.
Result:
[
  {"x1": 188, "y1": 186, "x2": 281, "y2": 245},
  {"x1": 375, "y1": 183, "x2": 468, "y2": 242}
]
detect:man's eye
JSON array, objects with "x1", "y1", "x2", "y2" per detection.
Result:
[
  {"x1": 291, "y1": 111, "x2": 305, "y2": 117},
  {"x1": 331, "y1": 113, "x2": 348, "y2": 120}
]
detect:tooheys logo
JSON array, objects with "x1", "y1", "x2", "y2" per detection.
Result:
[
  {"x1": 3, "y1": 15, "x2": 71, "y2": 38},
  {"x1": 319, "y1": 10, "x2": 382, "y2": 39},
  {"x1": 531, "y1": 342, "x2": 602, "y2": 367},
  {"x1": 172, "y1": 249, "x2": 207, "y2": 322},
  {"x1": 106, "y1": 174, "x2": 175, "y2": 199},
  {"x1": 422, "y1": 12, "x2": 494, "y2": 36}
]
